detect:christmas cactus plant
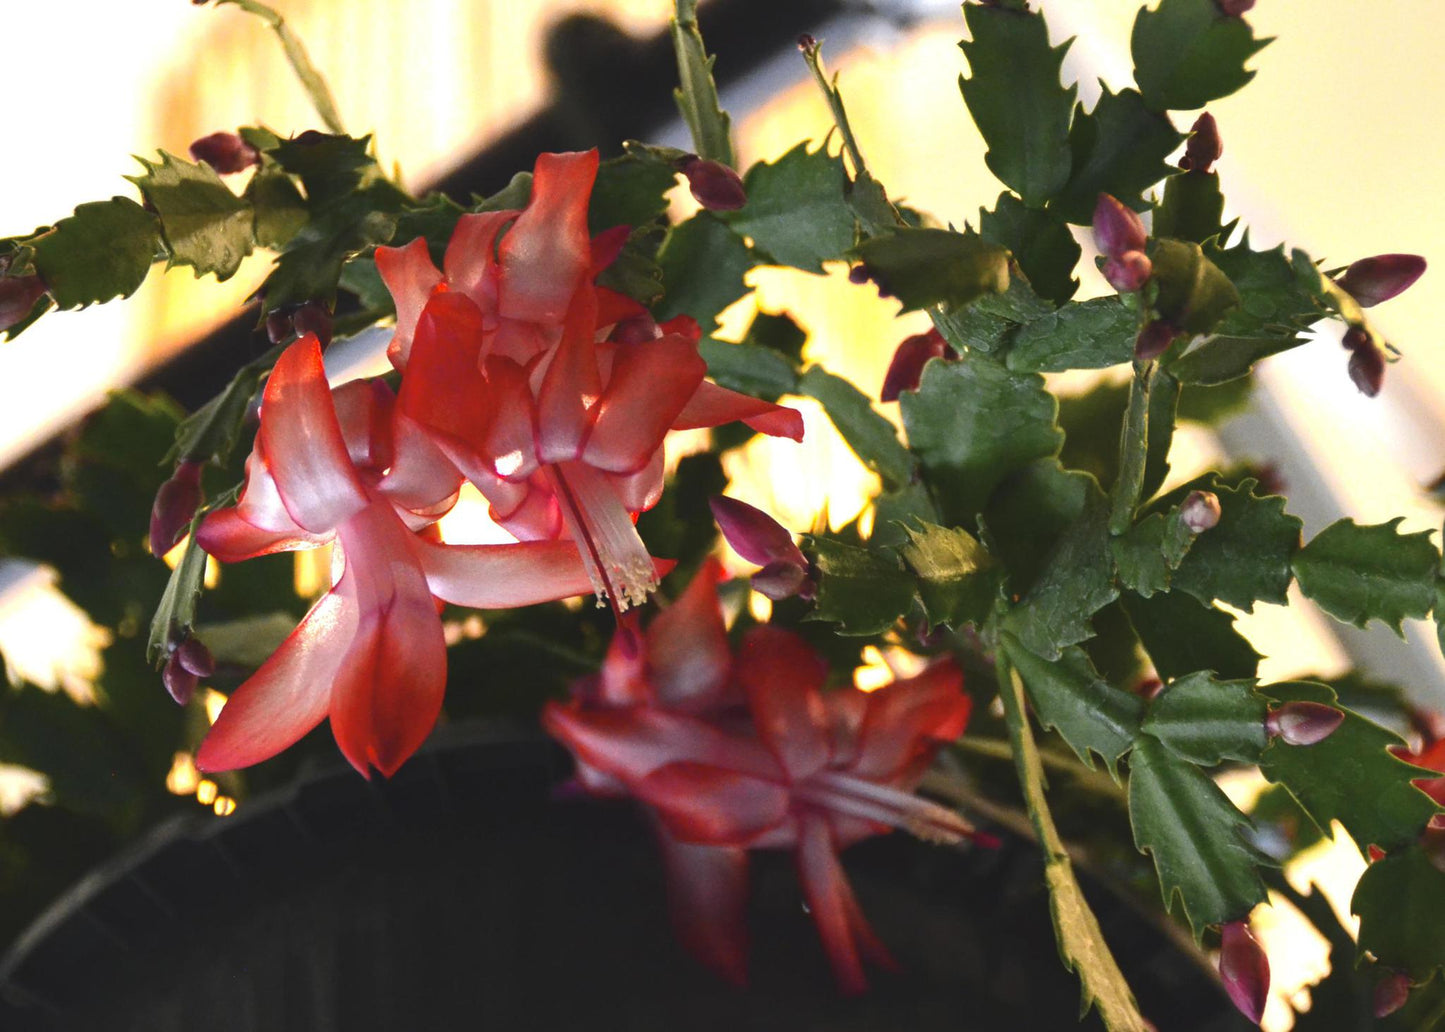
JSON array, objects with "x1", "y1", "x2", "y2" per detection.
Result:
[{"x1": 1, "y1": 0, "x2": 1442, "y2": 1027}]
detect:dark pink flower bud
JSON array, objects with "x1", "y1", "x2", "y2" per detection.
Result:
[
  {"x1": 266, "y1": 308, "x2": 293, "y2": 345},
  {"x1": 1135, "y1": 320, "x2": 1179, "y2": 362},
  {"x1": 188, "y1": 131, "x2": 261, "y2": 175},
  {"x1": 611, "y1": 312, "x2": 660, "y2": 344},
  {"x1": 149, "y1": 460, "x2": 204, "y2": 557},
  {"x1": 1180, "y1": 113, "x2": 1222, "y2": 173},
  {"x1": 1340, "y1": 325, "x2": 1371, "y2": 352},
  {"x1": 1218, "y1": 921, "x2": 1270, "y2": 1025},
  {"x1": 291, "y1": 301, "x2": 333, "y2": 350},
  {"x1": 1134, "y1": 677, "x2": 1163, "y2": 700},
  {"x1": 848, "y1": 264, "x2": 871, "y2": 285},
  {"x1": 1103, "y1": 250, "x2": 1153, "y2": 293},
  {"x1": 1180, "y1": 490, "x2": 1222, "y2": 533},
  {"x1": 1093, "y1": 193, "x2": 1147, "y2": 258},
  {"x1": 680, "y1": 157, "x2": 747, "y2": 212},
  {"x1": 753, "y1": 560, "x2": 810, "y2": 601},
  {"x1": 710, "y1": 496, "x2": 807, "y2": 570},
  {"x1": 1336, "y1": 254, "x2": 1427, "y2": 308},
  {"x1": 796, "y1": 33, "x2": 818, "y2": 52},
  {"x1": 880, "y1": 329, "x2": 953, "y2": 401},
  {"x1": 163, "y1": 653, "x2": 199, "y2": 706},
  {"x1": 0, "y1": 274, "x2": 48, "y2": 331},
  {"x1": 1374, "y1": 972, "x2": 1412, "y2": 1018},
  {"x1": 175, "y1": 637, "x2": 216, "y2": 678},
  {"x1": 1217, "y1": 0, "x2": 1255, "y2": 14},
  {"x1": 1347, "y1": 341, "x2": 1386, "y2": 397},
  {"x1": 1266, "y1": 701, "x2": 1344, "y2": 746}
]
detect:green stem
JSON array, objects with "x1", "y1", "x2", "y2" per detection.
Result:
[
  {"x1": 798, "y1": 39, "x2": 868, "y2": 179},
  {"x1": 216, "y1": 0, "x2": 346, "y2": 135},
  {"x1": 952, "y1": 736, "x2": 1127, "y2": 804},
  {"x1": 1108, "y1": 360, "x2": 1155, "y2": 535},
  {"x1": 670, "y1": 0, "x2": 735, "y2": 166},
  {"x1": 996, "y1": 655, "x2": 1151, "y2": 1032}
]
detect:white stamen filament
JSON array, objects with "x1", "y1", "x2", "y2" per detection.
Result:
[
  {"x1": 798, "y1": 769, "x2": 977, "y2": 846},
  {"x1": 549, "y1": 460, "x2": 658, "y2": 612}
]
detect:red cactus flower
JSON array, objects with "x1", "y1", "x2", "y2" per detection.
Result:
[
  {"x1": 880, "y1": 328, "x2": 954, "y2": 402},
  {"x1": 544, "y1": 564, "x2": 975, "y2": 992}
]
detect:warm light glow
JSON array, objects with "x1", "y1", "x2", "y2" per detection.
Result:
[
  {"x1": 747, "y1": 592, "x2": 772, "y2": 623},
  {"x1": 204, "y1": 688, "x2": 227, "y2": 725},
  {"x1": 165, "y1": 751, "x2": 201, "y2": 796},
  {"x1": 443, "y1": 613, "x2": 487, "y2": 646},
  {"x1": 1252, "y1": 892, "x2": 1332, "y2": 1032},
  {"x1": 0, "y1": 764, "x2": 49, "y2": 817},
  {"x1": 435, "y1": 483, "x2": 519, "y2": 545},
  {"x1": 293, "y1": 543, "x2": 333, "y2": 598},
  {"x1": 162, "y1": 536, "x2": 221, "y2": 589},
  {"x1": 853, "y1": 645, "x2": 894, "y2": 693},
  {"x1": 0, "y1": 563, "x2": 110, "y2": 703},
  {"x1": 196, "y1": 779, "x2": 218, "y2": 806},
  {"x1": 213, "y1": 796, "x2": 237, "y2": 817}
]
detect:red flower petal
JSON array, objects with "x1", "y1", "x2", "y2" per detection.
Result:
[
  {"x1": 414, "y1": 536, "x2": 598, "y2": 608},
  {"x1": 195, "y1": 507, "x2": 328, "y2": 562},
  {"x1": 259, "y1": 337, "x2": 370, "y2": 533},
  {"x1": 378, "y1": 412, "x2": 463, "y2": 516},
  {"x1": 852, "y1": 663, "x2": 970, "y2": 782},
  {"x1": 658, "y1": 838, "x2": 751, "y2": 987},
  {"x1": 195, "y1": 586, "x2": 355, "y2": 772},
  {"x1": 498, "y1": 150, "x2": 598, "y2": 325},
  {"x1": 535, "y1": 287, "x2": 602, "y2": 463},
  {"x1": 398, "y1": 292, "x2": 492, "y2": 450},
  {"x1": 442, "y1": 210, "x2": 513, "y2": 314},
  {"x1": 374, "y1": 237, "x2": 443, "y2": 369},
  {"x1": 796, "y1": 812, "x2": 868, "y2": 994},
  {"x1": 637, "y1": 761, "x2": 791, "y2": 845},
  {"x1": 672, "y1": 380, "x2": 805, "y2": 440},
  {"x1": 737, "y1": 626, "x2": 832, "y2": 780},
  {"x1": 582, "y1": 337, "x2": 708, "y2": 473},
  {"x1": 327, "y1": 503, "x2": 447, "y2": 777},
  {"x1": 646, "y1": 557, "x2": 732, "y2": 711}
]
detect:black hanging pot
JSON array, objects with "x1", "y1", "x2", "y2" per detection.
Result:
[{"x1": 0, "y1": 723, "x2": 1250, "y2": 1031}]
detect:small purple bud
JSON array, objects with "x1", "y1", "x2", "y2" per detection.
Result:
[
  {"x1": 1180, "y1": 490, "x2": 1222, "y2": 533},
  {"x1": 880, "y1": 329, "x2": 954, "y2": 402},
  {"x1": 709, "y1": 496, "x2": 807, "y2": 570},
  {"x1": 1336, "y1": 254, "x2": 1427, "y2": 308},
  {"x1": 1347, "y1": 341, "x2": 1386, "y2": 397},
  {"x1": 1103, "y1": 250, "x2": 1153, "y2": 293},
  {"x1": 847, "y1": 264, "x2": 871, "y2": 285},
  {"x1": 189, "y1": 131, "x2": 260, "y2": 175},
  {"x1": 266, "y1": 308, "x2": 293, "y2": 345},
  {"x1": 1180, "y1": 112, "x2": 1223, "y2": 173},
  {"x1": 797, "y1": 33, "x2": 818, "y2": 52},
  {"x1": 175, "y1": 637, "x2": 216, "y2": 678},
  {"x1": 291, "y1": 301, "x2": 333, "y2": 350},
  {"x1": 1134, "y1": 320, "x2": 1179, "y2": 362},
  {"x1": 1218, "y1": 921, "x2": 1270, "y2": 1025},
  {"x1": 680, "y1": 157, "x2": 747, "y2": 212},
  {"x1": 1340, "y1": 325, "x2": 1371, "y2": 352},
  {"x1": 1092, "y1": 193, "x2": 1147, "y2": 258},
  {"x1": 1374, "y1": 972, "x2": 1412, "y2": 1019},
  {"x1": 1266, "y1": 701, "x2": 1344, "y2": 746},
  {"x1": 753, "y1": 560, "x2": 810, "y2": 601},
  {"x1": 149, "y1": 460, "x2": 204, "y2": 558},
  {"x1": 163, "y1": 653, "x2": 199, "y2": 706},
  {"x1": 1217, "y1": 0, "x2": 1255, "y2": 14},
  {"x1": 0, "y1": 274, "x2": 48, "y2": 331},
  {"x1": 611, "y1": 312, "x2": 660, "y2": 344}
]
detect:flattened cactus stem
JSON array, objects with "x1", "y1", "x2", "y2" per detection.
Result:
[{"x1": 1109, "y1": 361, "x2": 1155, "y2": 534}]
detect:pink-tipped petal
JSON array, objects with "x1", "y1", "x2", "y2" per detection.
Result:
[
  {"x1": 329, "y1": 378, "x2": 394, "y2": 472},
  {"x1": 672, "y1": 380, "x2": 805, "y2": 440},
  {"x1": 588, "y1": 225, "x2": 632, "y2": 276},
  {"x1": 374, "y1": 237, "x2": 444, "y2": 369},
  {"x1": 259, "y1": 337, "x2": 369, "y2": 533},
  {"x1": 609, "y1": 449, "x2": 666, "y2": 514},
  {"x1": 442, "y1": 210, "x2": 514, "y2": 315},
  {"x1": 658, "y1": 838, "x2": 752, "y2": 987},
  {"x1": 327, "y1": 503, "x2": 447, "y2": 777},
  {"x1": 535, "y1": 288, "x2": 603, "y2": 463},
  {"x1": 398, "y1": 292, "x2": 492, "y2": 450},
  {"x1": 796, "y1": 812, "x2": 868, "y2": 994},
  {"x1": 196, "y1": 587, "x2": 355, "y2": 772},
  {"x1": 582, "y1": 337, "x2": 708, "y2": 473},
  {"x1": 498, "y1": 150, "x2": 599, "y2": 325},
  {"x1": 738, "y1": 626, "x2": 832, "y2": 780},
  {"x1": 1219, "y1": 921, "x2": 1270, "y2": 1025},
  {"x1": 647, "y1": 557, "x2": 732, "y2": 710},
  {"x1": 195, "y1": 507, "x2": 329, "y2": 562},
  {"x1": 415, "y1": 536, "x2": 598, "y2": 608},
  {"x1": 852, "y1": 663, "x2": 971, "y2": 782},
  {"x1": 638, "y1": 762, "x2": 790, "y2": 845},
  {"x1": 542, "y1": 703, "x2": 779, "y2": 787},
  {"x1": 232, "y1": 445, "x2": 307, "y2": 535},
  {"x1": 379, "y1": 411, "x2": 464, "y2": 516}
]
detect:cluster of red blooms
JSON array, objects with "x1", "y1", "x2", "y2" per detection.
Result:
[
  {"x1": 544, "y1": 558, "x2": 977, "y2": 992},
  {"x1": 189, "y1": 150, "x2": 803, "y2": 778}
]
